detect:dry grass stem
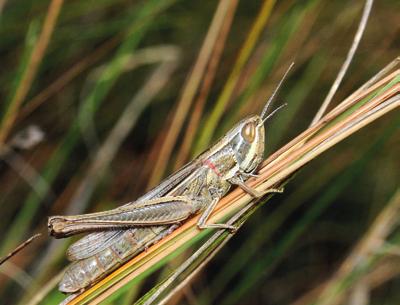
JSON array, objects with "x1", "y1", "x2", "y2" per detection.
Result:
[
  {"x1": 17, "y1": 37, "x2": 120, "y2": 122},
  {"x1": 310, "y1": 0, "x2": 374, "y2": 126},
  {"x1": 195, "y1": 0, "x2": 277, "y2": 152},
  {"x1": 69, "y1": 46, "x2": 180, "y2": 214},
  {"x1": 173, "y1": 0, "x2": 238, "y2": 169},
  {"x1": 25, "y1": 270, "x2": 64, "y2": 305},
  {"x1": 147, "y1": 0, "x2": 239, "y2": 187},
  {"x1": 0, "y1": 0, "x2": 64, "y2": 145},
  {"x1": 0, "y1": 261, "x2": 34, "y2": 290}
]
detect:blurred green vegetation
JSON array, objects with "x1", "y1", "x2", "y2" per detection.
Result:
[{"x1": 0, "y1": 0, "x2": 399, "y2": 304}]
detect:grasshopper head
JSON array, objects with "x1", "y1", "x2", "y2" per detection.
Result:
[
  {"x1": 230, "y1": 101, "x2": 284, "y2": 175},
  {"x1": 230, "y1": 63, "x2": 293, "y2": 175},
  {"x1": 230, "y1": 115, "x2": 265, "y2": 174}
]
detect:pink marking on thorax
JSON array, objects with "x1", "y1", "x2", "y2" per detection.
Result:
[{"x1": 203, "y1": 159, "x2": 222, "y2": 177}]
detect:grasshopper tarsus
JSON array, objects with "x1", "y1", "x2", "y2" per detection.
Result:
[
  {"x1": 268, "y1": 186, "x2": 285, "y2": 194},
  {"x1": 253, "y1": 186, "x2": 285, "y2": 198},
  {"x1": 197, "y1": 223, "x2": 237, "y2": 231}
]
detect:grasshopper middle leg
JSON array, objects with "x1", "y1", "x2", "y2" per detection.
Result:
[{"x1": 197, "y1": 197, "x2": 237, "y2": 231}]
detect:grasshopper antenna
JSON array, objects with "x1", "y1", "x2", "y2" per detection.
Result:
[
  {"x1": 260, "y1": 62, "x2": 294, "y2": 121},
  {"x1": 262, "y1": 103, "x2": 287, "y2": 124}
]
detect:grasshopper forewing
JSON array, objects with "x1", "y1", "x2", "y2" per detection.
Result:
[{"x1": 48, "y1": 64, "x2": 293, "y2": 294}]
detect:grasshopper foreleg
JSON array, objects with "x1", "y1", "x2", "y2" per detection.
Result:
[{"x1": 229, "y1": 174, "x2": 284, "y2": 198}]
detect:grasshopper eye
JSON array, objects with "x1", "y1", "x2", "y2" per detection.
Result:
[{"x1": 241, "y1": 122, "x2": 255, "y2": 143}]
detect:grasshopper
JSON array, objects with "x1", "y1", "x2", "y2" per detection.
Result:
[{"x1": 48, "y1": 66, "x2": 292, "y2": 294}]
